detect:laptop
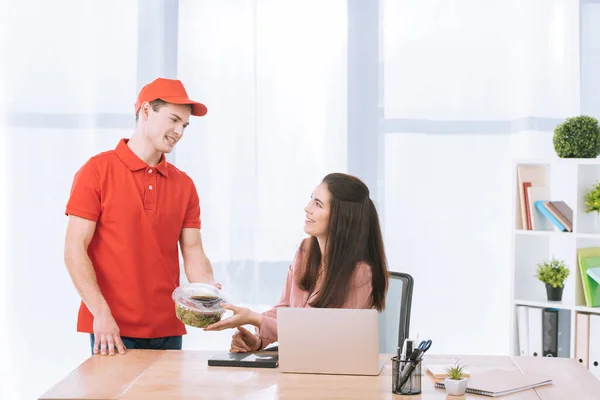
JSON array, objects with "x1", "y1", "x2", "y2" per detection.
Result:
[{"x1": 277, "y1": 308, "x2": 383, "y2": 376}]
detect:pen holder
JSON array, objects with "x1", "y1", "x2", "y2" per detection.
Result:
[{"x1": 391, "y1": 356, "x2": 422, "y2": 395}]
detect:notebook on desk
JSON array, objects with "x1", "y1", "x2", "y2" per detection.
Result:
[
  {"x1": 425, "y1": 364, "x2": 471, "y2": 379},
  {"x1": 434, "y1": 370, "x2": 552, "y2": 397},
  {"x1": 207, "y1": 352, "x2": 278, "y2": 368}
]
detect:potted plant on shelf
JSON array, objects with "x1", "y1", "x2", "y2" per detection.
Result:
[
  {"x1": 535, "y1": 257, "x2": 570, "y2": 301},
  {"x1": 553, "y1": 115, "x2": 600, "y2": 158},
  {"x1": 584, "y1": 182, "x2": 600, "y2": 227},
  {"x1": 444, "y1": 362, "x2": 468, "y2": 396}
]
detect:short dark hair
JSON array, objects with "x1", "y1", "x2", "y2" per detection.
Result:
[{"x1": 135, "y1": 99, "x2": 168, "y2": 122}]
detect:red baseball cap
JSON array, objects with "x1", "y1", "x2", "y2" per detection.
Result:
[{"x1": 135, "y1": 78, "x2": 208, "y2": 117}]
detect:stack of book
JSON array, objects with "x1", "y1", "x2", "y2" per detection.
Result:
[
  {"x1": 517, "y1": 166, "x2": 573, "y2": 232},
  {"x1": 532, "y1": 200, "x2": 573, "y2": 232}
]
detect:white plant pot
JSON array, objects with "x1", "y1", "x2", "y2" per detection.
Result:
[{"x1": 444, "y1": 377, "x2": 468, "y2": 396}]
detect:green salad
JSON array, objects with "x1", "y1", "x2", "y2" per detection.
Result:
[
  {"x1": 175, "y1": 304, "x2": 223, "y2": 328},
  {"x1": 172, "y1": 283, "x2": 225, "y2": 328}
]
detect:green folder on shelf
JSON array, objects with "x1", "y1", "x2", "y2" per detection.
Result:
[{"x1": 576, "y1": 247, "x2": 600, "y2": 307}]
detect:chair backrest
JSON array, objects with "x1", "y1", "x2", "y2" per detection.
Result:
[{"x1": 378, "y1": 271, "x2": 414, "y2": 354}]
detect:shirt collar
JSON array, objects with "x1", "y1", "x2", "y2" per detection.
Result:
[{"x1": 115, "y1": 138, "x2": 169, "y2": 177}]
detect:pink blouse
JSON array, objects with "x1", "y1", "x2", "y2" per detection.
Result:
[{"x1": 256, "y1": 239, "x2": 374, "y2": 349}]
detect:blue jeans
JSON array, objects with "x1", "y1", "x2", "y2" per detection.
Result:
[{"x1": 89, "y1": 334, "x2": 182, "y2": 355}]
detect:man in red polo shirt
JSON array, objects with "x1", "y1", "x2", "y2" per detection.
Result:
[{"x1": 64, "y1": 78, "x2": 218, "y2": 355}]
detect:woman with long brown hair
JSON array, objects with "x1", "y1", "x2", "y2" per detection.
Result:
[{"x1": 204, "y1": 173, "x2": 389, "y2": 352}]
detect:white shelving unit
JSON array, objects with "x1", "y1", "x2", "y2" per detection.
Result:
[{"x1": 510, "y1": 158, "x2": 600, "y2": 373}]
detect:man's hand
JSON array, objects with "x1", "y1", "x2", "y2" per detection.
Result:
[
  {"x1": 65, "y1": 215, "x2": 125, "y2": 356},
  {"x1": 93, "y1": 312, "x2": 126, "y2": 355},
  {"x1": 203, "y1": 304, "x2": 262, "y2": 331},
  {"x1": 230, "y1": 326, "x2": 262, "y2": 353}
]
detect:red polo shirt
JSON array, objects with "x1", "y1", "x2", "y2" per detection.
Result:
[{"x1": 65, "y1": 138, "x2": 201, "y2": 338}]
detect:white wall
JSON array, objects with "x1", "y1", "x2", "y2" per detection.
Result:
[
  {"x1": 383, "y1": 131, "x2": 556, "y2": 355},
  {"x1": 0, "y1": 28, "x2": 14, "y2": 399},
  {"x1": 384, "y1": 133, "x2": 512, "y2": 355},
  {"x1": 378, "y1": 0, "x2": 580, "y2": 356}
]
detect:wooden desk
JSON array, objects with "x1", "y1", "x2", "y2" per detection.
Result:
[{"x1": 39, "y1": 351, "x2": 600, "y2": 400}]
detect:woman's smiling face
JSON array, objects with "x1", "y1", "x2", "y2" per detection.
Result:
[{"x1": 303, "y1": 182, "x2": 331, "y2": 238}]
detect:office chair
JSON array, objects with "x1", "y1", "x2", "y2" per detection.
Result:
[{"x1": 378, "y1": 271, "x2": 414, "y2": 354}]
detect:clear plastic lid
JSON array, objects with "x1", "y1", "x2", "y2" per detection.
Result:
[{"x1": 172, "y1": 283, "x2": 226, "y2": 328}]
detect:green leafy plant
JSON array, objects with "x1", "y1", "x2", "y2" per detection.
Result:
[
  {"x1": 553, "y1": 115, "x2": 600, "y2": 158},
  {"x1": 445, "y1": 363, "x2": 466, "y2": 380},
  {"x1": 175, "y1": 304, "x2": 223, "y2": 328},
  {"x1": 536, "y1": 257, "x2": 570, "y2": 288},
  {"x1": 584, "y1": 182, "x2": 600, "y2": 214}
]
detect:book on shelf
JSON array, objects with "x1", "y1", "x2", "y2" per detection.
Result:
[
  {"x1": 523, "y1": 182, "x2": 532, "y2": 230},
  {"x1": 545, "y1": 201, "x2": 573, "y2": 231},
  {"x1": 517, "y1": 165, "x2": 546, "y2": 230},
  {"x1": 515, "y1": 165, "x2": 574, "y2": 232},
  {"x1": 535, "y1": 201, "x2": 568, "y2": 232},
  {"x1": 527, "y1": 187, "x2": 552, "y2": 230}
]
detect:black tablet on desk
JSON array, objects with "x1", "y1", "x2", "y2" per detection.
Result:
[{"x1": 207, "y1": 352, "x2": 279, "y2": 368}]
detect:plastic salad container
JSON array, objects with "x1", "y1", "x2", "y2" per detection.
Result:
[{"x1": 172, "y1": 283, "x2": 226, "y2": 328}]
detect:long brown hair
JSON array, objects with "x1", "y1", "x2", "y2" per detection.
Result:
[{"x1": 299, "y1": 173, "x2": 388, "y2": 311}]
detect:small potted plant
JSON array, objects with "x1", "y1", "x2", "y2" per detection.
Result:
[
  {"x1": 553, "y1": 115, "x2": 600, "y2": 158},
  {"x1": 444, "y1": 362, "x2": 468, "y2": 396},
  {"x1": 535, "y1": 257, "x2": 570, "y2": 301}
]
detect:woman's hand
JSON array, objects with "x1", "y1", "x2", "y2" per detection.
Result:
[
  {"x1": 230, "y1": 326, "x2": 262, "y2": 353},
  {"x1": 204, "y1": 304, "x2": 263, "y2": 331}
]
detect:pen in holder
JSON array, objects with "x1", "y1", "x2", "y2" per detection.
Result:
[{"x1": 391, "y1": 356, "x2": 422, "y2": 395}]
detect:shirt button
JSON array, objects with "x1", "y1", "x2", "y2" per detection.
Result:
[
  {"x1": 149, "y1": 185, "x2": 153, "y2": 190},
  {"x1": 148, "y1": 169, "x2": 153, "y2": 174}
]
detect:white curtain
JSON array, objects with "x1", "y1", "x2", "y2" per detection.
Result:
[
  {"x1": 383, "y1": 0, "x2": 579, "y2": 121},
  {"x1": 1, "y1": 0, "x2": 348, "y2": 398},
  {"x1": 2, "y1": 1, "x2": 139, "y2": 399},
  {"x1": 0, "y1": 17, "x2": 11, "y2": 400},
  {"x1": 176, "y1": 0, "x2": 348, "y2": 349}
]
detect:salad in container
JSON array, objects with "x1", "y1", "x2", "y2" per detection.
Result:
[{"x1": 172, "y1": 283, "x2": 226, "y2": 328}]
